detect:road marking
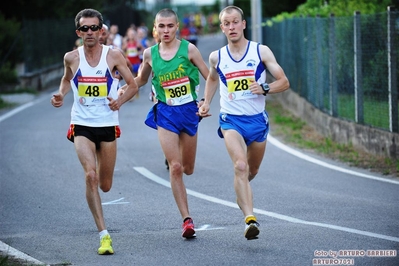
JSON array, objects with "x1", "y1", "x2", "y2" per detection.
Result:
[
  {"x1": 0, "y1": 101, "x2": 35, "y2": 123},
  {"x1": 268, "y1": 135, "x2": 399, "y2": 185},
  {"x1": 134, "y1": 166, "x2": 399, "y2": 243},
  {"x1": 102, "y1": 197, "x2": 129, "y2": 205},
  {"x1": 0, "y1": 92, "x2": 52, "y2": 123},
  {"x1": 196, "y1": 224, "x2": 225, "y2": 231}
]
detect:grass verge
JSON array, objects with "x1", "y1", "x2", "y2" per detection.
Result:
[
  {"x1": 0, "y1": 88, "x2": 37, "y2": 109},
  {"x1": 0, "y1": 97, "x2": 16, "y2": 109},
  {"x1": 267, "y1": 99, "x2": 399, "y2": 178}
]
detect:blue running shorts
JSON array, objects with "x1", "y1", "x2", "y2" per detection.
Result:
[
  {"x1": 145, "y1": 101, "x2": 200, "y2": 136},
  {"x1": 218, "y1": 111, "x2": 269, "y2": 145}
]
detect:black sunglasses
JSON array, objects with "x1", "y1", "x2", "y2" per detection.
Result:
[{"x1": 77, "y1": 25, "x2": 101, "y2": 32}]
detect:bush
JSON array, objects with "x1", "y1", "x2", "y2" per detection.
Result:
[
  {"x1": 0, "y1": 62, "x2": 18, "y2": 85},
  {"x1": 0, "y1": 13, "x2": 22, "y2": 87}
]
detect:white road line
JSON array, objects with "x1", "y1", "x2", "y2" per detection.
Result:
[
  {"x1": 268, "y1": 135, "x2": 399, "y2": 185},
  {"x1": 102, "y1": 197, "x2": 129, "y2": 205},
  {"x1": 134, "y1": 166, "x2": 399, "y2": 243},
  {"x1": 0, "y1": 101, "x2": 35, "y2": 123},
  {"x1": 0, "y1": 93, "x2": 50, "y2": 123},
  {"x1": 196, "y1": 224, "x2": 225, "y2": 231}
]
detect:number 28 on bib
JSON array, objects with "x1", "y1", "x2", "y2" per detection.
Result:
[{"x1": 226, "y1": 70, "x2": 257, "y2": 101}]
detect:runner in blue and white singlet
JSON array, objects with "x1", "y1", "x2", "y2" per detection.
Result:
[
  {"x1": 198, "y1": 5, "x2": 290, "y2": 241},
  {"x1": 217, "y1": 41, "x2": 267, "y2": 115}
]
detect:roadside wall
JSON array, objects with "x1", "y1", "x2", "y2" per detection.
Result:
[
  {"x1": 19, "y1": 64, "x2": 63, "y2": 92},
  {"x1": 270, "y1": 89, "x2": 399, "y2": 159}
]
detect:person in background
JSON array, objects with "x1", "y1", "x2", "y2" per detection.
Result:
[
  {"x1": 187, "y1": 21, "x2": 198, "y2": 46},
  {"x1": 180, "y1": 23, "x2": 190, "y2": 42},
  {"x1": 127, "y1": 8, "x2": 209, "y2": 238},
  {"x1": 99, "y1": 24, "x2": 110, "y2": 45},
  {"x1": 123, "y1": 27, "x2": 141, "y2": 77},
  {"x1": 193, "y1": 12, "x2": 203, "y2": 35},
  {"x1": 137, "y1": 26, "x2": 151, "y2": 61},
  {"x1": 73, "y1": 38, "x2": 83, "y2": 49},
  {"x1": 110, "y1": 24, "x2": 123, "y2": 49},
  {"x1": 180, "y1": 22, "x2": 197, "y2": 46},
  {"x1": 198, "y1": 5, "x2": 290, "y2": 240},
  {"x1": 107, "y1": 32, "x2": 115, "y2": 46},
  {"x1": 51, "y1": 8, "x2": 138, "y2": 255},
  {"x1": 100, "y1": 24, "x2": 132, "y2": 83}
]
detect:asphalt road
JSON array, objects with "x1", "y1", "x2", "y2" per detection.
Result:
[{"x1": 1, "y1": 34, "x2": 398, "y2": 266}]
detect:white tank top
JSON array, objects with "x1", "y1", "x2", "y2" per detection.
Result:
[
  {"x1": 70, "y1": 45, "x2": 120, "y2": 126},
  {"x1": 216, "y1": 41, "x2": 267, "y2": 115}
]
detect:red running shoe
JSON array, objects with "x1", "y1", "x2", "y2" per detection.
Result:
[{"x1": 182, "y1": 218, "x2": 196, "y2": 238}]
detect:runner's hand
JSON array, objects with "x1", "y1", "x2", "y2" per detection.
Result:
[
  {"x1": 51, "y1": 94, "x2": 63, "y2": 108},
  {"x1": 108, "y1": 97, "x2": 120, "y2": 111}
]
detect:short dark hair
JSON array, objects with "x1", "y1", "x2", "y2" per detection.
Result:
[
  {"x1": 219, "y1": 6, "x2": 244, "y2": 22},
  {"x1": 75, "y1": 8, "x2": 103, "y2": 29},
  {"x1": 155, "y1": 8, "x2": 179, "y2": 23}
]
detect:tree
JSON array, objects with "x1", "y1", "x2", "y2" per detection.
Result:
[
  {"x1": 233, "y1": 0, "x2": 307, "y2": 18},
  {"x1": 0, "y1": 0, "x2": 147, "y2": 87},
  {"x1": 276, "y1": 0, "x2": 393, "y2": 18},
  {"x1": 0, "y1": 0, "x2": 104, "y2": 20}
]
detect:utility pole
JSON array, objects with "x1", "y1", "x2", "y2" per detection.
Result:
[{"x1": 251, "y1": 0, "x2": 262, "y2": 43}]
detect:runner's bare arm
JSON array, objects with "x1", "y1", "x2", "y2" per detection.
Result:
[
  {"x1": 198, "y1": 50, "x2": 219, "y2": 117},
  {"x1": 135, "y1": 48, "x2": 153, "y2": 88},
  {"x1": 259, "y1": 45, "x2": 290, "y2": 94},
  {"x1": 108, "y1": 49, "x2": 138, "y2": 109},
  {"x1": 188, "y1": 43, "x2": 209, "y2": 80},
  {"x1": 51, "y1": 51, "x2": 76, "y2": 107}
]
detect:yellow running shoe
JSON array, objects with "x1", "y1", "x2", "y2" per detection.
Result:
[{"x1": 98, "y1": 234, "x2": 114, "y2": 255}]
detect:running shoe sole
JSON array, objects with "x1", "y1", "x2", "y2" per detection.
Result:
[
  {"x1": 245, "y1": 224, "x2": 260, "y2": 240},
  {"x1": 182, "y1": 228, "x2": 196, "y2": 238}
]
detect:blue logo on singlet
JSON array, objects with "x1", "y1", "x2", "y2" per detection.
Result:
[{"x1": 246, "y1": 59, "x2": 256, "y2": 68}]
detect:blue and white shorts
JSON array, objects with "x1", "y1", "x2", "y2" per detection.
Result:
[{"x1": 218, "y1": 111, "x2": 269, "y2": 145}]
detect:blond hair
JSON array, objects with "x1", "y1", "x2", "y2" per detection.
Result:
[{"x1": 219, "y1": 6, "x2": 244, "y2": 22}]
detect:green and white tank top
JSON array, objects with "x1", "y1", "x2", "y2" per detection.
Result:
[{"x1": 151, "y1": 39, "x2": 200, "y2": 106}]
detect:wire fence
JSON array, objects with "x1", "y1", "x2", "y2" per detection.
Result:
[
  {"x1": 22, "y1": 18, "x2": 76, "y2": 74},
  {"x1": 263, "y1": 8, "x2": 399, "y2": 133}
]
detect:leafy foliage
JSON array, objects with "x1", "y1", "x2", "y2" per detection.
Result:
[
  {"x1": 234, "y1": 0, "x2": 307, "y2": 18},
  {"x1": 0, "y1": 13, "x2": 22, "y2": 85},
  {"x1": 0, "y1": 0, "x2": 104, "y2": 20},
  {"x1": 0, "y1": 0, "x2": 143, "y2": 87},
  {"x1": 274, "y1": 0, "x2": 393, "y2": 20}
]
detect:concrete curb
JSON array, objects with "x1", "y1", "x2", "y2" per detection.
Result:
[
  {"x1": 0, "y1": 241, "x2": 48, "y2": 265},
  {"x1": 0, "y1": 93, "x2": 36, "y2": 105}
]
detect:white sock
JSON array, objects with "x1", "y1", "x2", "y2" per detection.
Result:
[{"x1": 99, "y1": 229, "x2": 109, "y2": 239}]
